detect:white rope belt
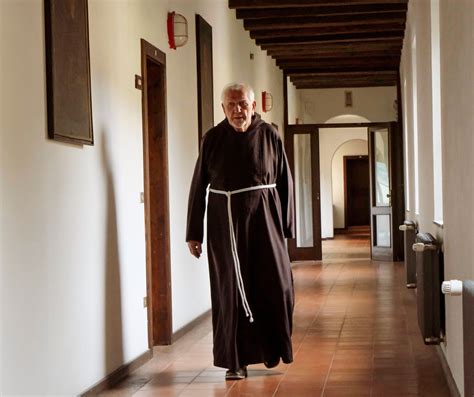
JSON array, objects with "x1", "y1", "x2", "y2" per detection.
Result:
[{"x1": 209, "y1": 183, "x2": 277, "y2": 323}]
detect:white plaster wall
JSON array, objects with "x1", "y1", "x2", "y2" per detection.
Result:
[
  {"x1": 400, "y1": 54, "x2": 414, "y2": 216},
  {"x1": 319, "y1": 124, "x2": 368, "y2": 239},
  {"x1": 0, "y1": 2, "x2": 5, "y2": 393},
  {"x1": 401, "y1": 0, "x2": 439, "y2": 238},
  {"x1": 401, "y1": 0, "x2": 474, "y2": 394},
  {"x1": 300, "y1": 87, "x2": 398, "y2": 124},
  {"x1": 332, "y1": 140, "x2": 369, "y2": 229},
  {"x1": 0, "y1": 0, "x2": 284, "y2": 394},
  {"x1": 439, "y1": 0, "x2": 474, "y2": 394},
  {"x1": 287, "y1": 78, "x2": 302, "y2": 125}
]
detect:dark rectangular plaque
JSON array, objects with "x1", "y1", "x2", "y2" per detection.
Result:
[{"x1": 44, "y1": 0, "x2": 94, "y2": 145}]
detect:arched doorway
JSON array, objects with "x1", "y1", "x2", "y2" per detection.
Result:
[{"x1": 331, "y1": 139, "x2": 369, "y2": 230}]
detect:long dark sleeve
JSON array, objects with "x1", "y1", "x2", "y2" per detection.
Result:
[
  {"x1": 186, "y1": 139, "x2": 209, "y2": 242},
  {"x1": 276, "y1": 136, "x2": 295, "y2": 239}
]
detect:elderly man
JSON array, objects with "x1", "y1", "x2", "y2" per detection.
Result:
[{"x1": 186, "y1": 83, "x2": 295, "y2": 380}]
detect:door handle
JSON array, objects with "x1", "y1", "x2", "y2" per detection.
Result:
[{"x1": 386, "y1": 190, "x2": 392, "y2": 205}]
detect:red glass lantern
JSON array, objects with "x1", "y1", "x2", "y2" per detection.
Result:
[{"x1": 167, "y1": 12, "x2": 188, "y2": 50}]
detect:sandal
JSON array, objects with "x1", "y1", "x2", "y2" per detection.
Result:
[{"x1": 225, "y1": 366, "x2": 248, "y2": 380}]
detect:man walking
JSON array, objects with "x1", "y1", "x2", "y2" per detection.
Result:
[{"x1": 186, "y1": 83, "x2": 295, "y2": 380}]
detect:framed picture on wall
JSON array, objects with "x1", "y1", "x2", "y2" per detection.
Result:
[{"x1": 44, "y1": 0, "x2": 94, "y2": 145}]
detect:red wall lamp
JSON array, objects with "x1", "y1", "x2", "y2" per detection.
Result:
[
  {"x1": 167, "y1": 12, "x2": 188, "y2": 49},
  {"x1": 262, "y1": 91, "x2": 273, "y2": 112}
]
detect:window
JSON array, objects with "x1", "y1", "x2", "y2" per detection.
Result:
[
  {"x1": 431, "y1": 0, "x2": 443, "y2": 224},
  {"x1": 412, "y1": 36, "x2": 420, "y2": 215},
  {"x1": 403, "y1": 78, "x2": 410, "y2": 211}
]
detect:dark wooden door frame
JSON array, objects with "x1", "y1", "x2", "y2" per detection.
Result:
[
  {"x1": 389, "y1": 121, "x2": 405, "y2": 261},
  {"x1": 283, "y1": 121, "x2": 404, "y2": 262},
  {"x1": 368, "y1": 125, "x2": 392, "y2": 261},
  {"x1": 140, "y1": 39, "x2": 172, "y2": 346},
  {"x1": 344, "y1": 155, "x2": 369, "y2": 229},
  {"x1": 368, "y1": 122, "x2": 404, "y2": 261},
  {"x1": 285, "y1": 124, "x2": 322, "y2": 261},
  {"x1": 196, "y1": 15, "x2": 214, "y2": 145}
]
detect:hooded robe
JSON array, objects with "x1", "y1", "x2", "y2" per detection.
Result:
[{"x1": 186, "y1": 114, "x2": 295, "y2": 370}]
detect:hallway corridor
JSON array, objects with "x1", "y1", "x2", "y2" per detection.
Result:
[{"x1": 101, "y1": 234, "x2": 451, "y2": 396}]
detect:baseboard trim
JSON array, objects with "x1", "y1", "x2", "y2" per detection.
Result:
[
  {"x1": 80, "y1": 349, "x2": 152, "y2": 396},
  {"x1": 172, "y1": 309, "x2": 212, "y2": 343},
  {"x1": 435, "y1": 346, "x2": 461, "y2": 397},
  {"x1": 80, "y1": 310, "x2": 212, "y2": 395},
  {"x1": 334, "y1": 228, "x2": 346, "y2": 234}
]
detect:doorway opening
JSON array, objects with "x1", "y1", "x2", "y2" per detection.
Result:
[
  {"x1": 140, "y1": 39, "x2": 172, "y2": 346},
  {"x1": 285, "y1": 122, "x2": 403, "y2": 262},
  {"x1": 344, "y1": 155, "x2": 370, "y2": 228}
]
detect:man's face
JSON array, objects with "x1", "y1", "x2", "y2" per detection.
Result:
[{"x1": 221, "y1": 89, "x2": 257, "y2": 132}]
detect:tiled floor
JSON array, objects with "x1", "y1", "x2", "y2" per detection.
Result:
[{"x1": 101, "y1": 230, "x2": 451, "y2": 396}]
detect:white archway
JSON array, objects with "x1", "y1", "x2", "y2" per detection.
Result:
[{"x1": 325, "y1": 114, "x2": 370, "y2": 124}]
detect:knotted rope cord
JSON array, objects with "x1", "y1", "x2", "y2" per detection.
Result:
[{"x1": 209, "y1": 183, "x2": 277, "y2": 323}]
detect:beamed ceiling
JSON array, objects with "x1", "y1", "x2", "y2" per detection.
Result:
[{"x1": 228, "y1": 0, "x2": 408, "y2": 89}]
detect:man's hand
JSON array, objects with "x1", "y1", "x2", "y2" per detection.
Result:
[{"x1": 187, "y1": 241, "x2": 202, "y2": 259}]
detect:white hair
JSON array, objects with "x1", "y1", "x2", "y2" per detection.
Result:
[{"x1": 221, "y1": 83, "x2": 255, "y2": 103}]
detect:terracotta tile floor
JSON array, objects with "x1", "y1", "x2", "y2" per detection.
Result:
[{"x1": 101, "y1": 231, "x2": 451, "y2": 396}]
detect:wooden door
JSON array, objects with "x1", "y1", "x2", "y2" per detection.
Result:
[
  {"x1": 141, "y1": 39, "x2": 172, "y2": 346},
  {"x1": 369, "y1": 124, "x2": 396, "y2": 261},
  {"x1": 196, "y1": 15, "x2": 213, "y2": 144},
  {"x1": 285, "y1": 125, "x2": 322, "y2": 261},
  {"x1": 345, "y1": 156, "x2": 370, "y2": 227}
]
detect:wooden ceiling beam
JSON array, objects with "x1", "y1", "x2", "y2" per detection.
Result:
[
  {"x1": 292, "y1": 76, "x2": 397, "y2": 83},
  {"x1": 264, "y1": 39, "x2": 401, "y2": 52},
  {"x1": 236, "y1": 3, "x2": 407, "y2": 19},
  {"x1": 290, "y1": 74, "x2": 397, "y2": 82},
  {"x1": 257, "y1": 31, "x2": 404, "y2": 46},
  {"x1": 244, "y1": 12, "x2": 406, "y2": 30},
  {"x1": 229, "y1": 0, "x2": 408, "y2": 9},
  {"x1": 267, "y1": 45, "x2": 402, "y2": 57},
  {"x1": 271, "y1": 49, "x2": 401, "y2": 60},
  {"x1": 250, "y1": 23, "x2": 405, "y2": 39},
  {"x1": 267, "y1": 49, "x2": 402, "y2": 58},
  {"x1": 291, "y1": 80, "x2": 397, "y2": 88},
  {"x1": 280, "y1": 63, "x2": 399, "y2": 73},
  {"x1": 277, "y1": 56, "x2": 400, "y2": 68},
  {"x1": 285, "y1": 66, "x2": 398, "y2": 74},
  {"x1": 290, "y1": 70, "x2": 397, "y2": 77},
  {"x1": 291, "y1": 81, "x2": 397, "y2": 88},
  {"x1": 261, "y1": 38, "x2": 402, "y2": 51},
  {"x1": 294, "y1": 81, "x2": 397, "y2": 88}
]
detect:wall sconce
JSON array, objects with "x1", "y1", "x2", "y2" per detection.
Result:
[
  {"x1": 167, "y1": 12, "x2": 188, "y2": 49},
  {"x1": 262, "y1": 91, "x2": 273, "y2": 112}
]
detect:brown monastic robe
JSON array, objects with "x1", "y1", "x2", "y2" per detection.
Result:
[{"x1": 186, "y1": 114, "x2": 295, "y2": 370}]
